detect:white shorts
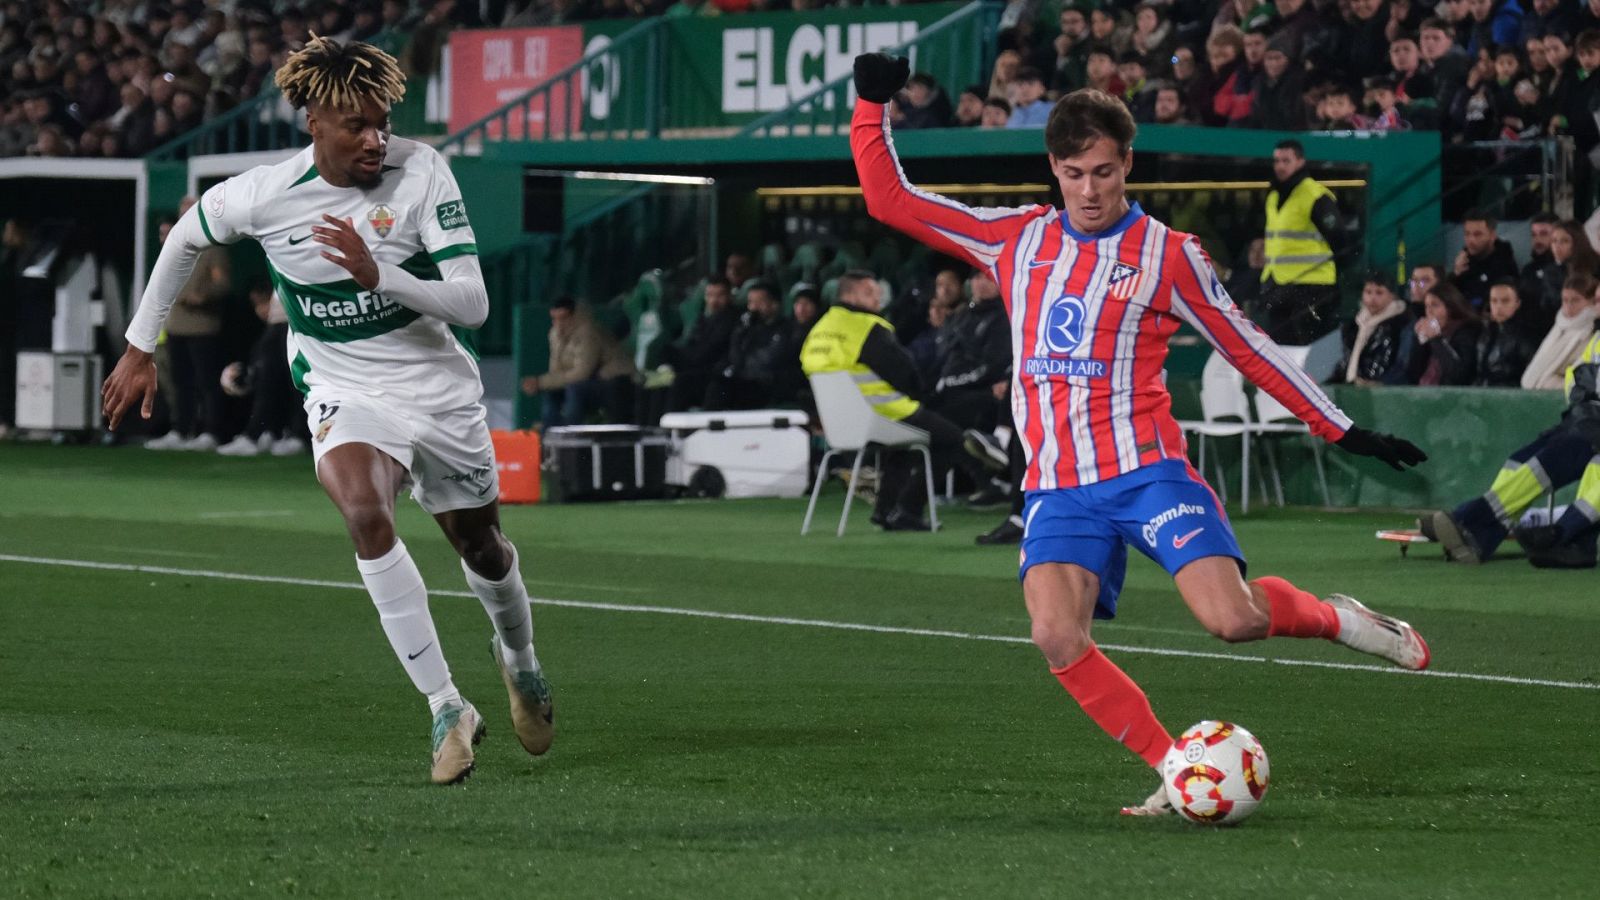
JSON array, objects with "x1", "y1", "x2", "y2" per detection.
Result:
[{"x1": 304, "y1": 393, "x2": 500, "y2": 514}]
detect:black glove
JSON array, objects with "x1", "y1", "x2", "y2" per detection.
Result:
[
  {"x1": 854, "y1": 53, "x2": 910, "y2": 104},
  {"x1": 1336, "y1": 426, "x2": 1428, "y2": 472}
]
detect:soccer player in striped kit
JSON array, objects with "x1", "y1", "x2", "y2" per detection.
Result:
[{"x1": 851, "y1": 54, "x2": 1433, "y2": 814}]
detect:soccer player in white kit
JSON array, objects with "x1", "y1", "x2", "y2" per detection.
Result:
[{"x1": 101, "y1": 37, "x2": 552, "y2": 785}]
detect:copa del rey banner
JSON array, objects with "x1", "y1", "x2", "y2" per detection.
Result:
[{"x1": 448, "y1": 26, "x2": 585, "y2": 136}]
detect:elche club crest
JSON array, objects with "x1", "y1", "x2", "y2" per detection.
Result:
[{"x1": 367, "y1": 205, "x2": 396, "y2": 238}]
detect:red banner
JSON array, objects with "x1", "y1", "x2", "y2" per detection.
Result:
[{"x1": 448, "y1": 26, "x2": 585, "y2": 137}]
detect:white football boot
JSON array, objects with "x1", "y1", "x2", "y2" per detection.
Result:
[
  {"x1": 1326, "y1": 593, "x2": 1431, "y2": 670},
  {"x1": 430, "y1": 700, "x2": 486, "y2": 785}
]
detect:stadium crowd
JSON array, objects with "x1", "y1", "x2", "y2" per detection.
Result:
[{"x1": 11, "y1": 0, "x2": 1600, "y2": 158}]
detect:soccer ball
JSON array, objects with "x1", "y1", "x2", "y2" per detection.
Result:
[{"x1": 1161, "y1": 720, "x2": 1270, "y2": 825}]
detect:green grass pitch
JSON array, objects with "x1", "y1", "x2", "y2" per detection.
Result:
[{"x1": 2, "y1": 443, "x2": 1598, "y2": 897}]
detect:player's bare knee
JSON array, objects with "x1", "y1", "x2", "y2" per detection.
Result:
[
  {"x1": 1030, "y1": 616, "x2": 1091, "y2": 668},
  {"x1": 458, "y1": 533, "x2": 511, "y2": 579},
  {"x1": 342, "y1": 504, "x2": 397, "y2": 558}
]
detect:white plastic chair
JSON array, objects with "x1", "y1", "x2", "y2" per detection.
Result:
[
  {"x1": 1250, "y1": 345, "x2": 1332, "y2": 508},
  {"x1": 802, "y1": 371, "x2": 939, "y2": 536},
  {"x1": 1176, "y1": 351, "x2": 1255, "y2": 511}
]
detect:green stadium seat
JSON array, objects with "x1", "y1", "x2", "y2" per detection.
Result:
[
  {"x1": 821, "y1": 277, "x2": 839, "y2": 306},
  {"x1": 785, "y1": 241, "x2": 825, "y2": 286},
  {"x1": 867, "y1": 238, "x2": 901, "y2": 279}
]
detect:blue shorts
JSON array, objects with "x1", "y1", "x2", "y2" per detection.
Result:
[{"x1": 1018, "y1": 459, "x2": 1245, "y2": 619}]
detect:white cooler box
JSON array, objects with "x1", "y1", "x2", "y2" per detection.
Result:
[{"x1": 661, "y1": 409, "x2": 811, "y2": 499}]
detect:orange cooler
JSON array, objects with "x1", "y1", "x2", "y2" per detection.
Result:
[{"x1": 491, "y1": 429, "x2": 542, "y2": 504}]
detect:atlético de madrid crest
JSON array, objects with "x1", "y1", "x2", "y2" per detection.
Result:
[{"x1": 367, "y1": 205, "x2": 395, "y2": 239}]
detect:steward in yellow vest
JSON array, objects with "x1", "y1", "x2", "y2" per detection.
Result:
[
  {"x1": 1260, "y1": 140, "x2": 1346, "y2": 344},
  {"x1": 799, "y1": 270, "x2": 997, "y2": 531},
  {"x1": 801, "y1": 280, "x2": 922, "y2": 421}
]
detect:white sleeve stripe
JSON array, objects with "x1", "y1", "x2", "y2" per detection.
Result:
[{"x1": 882, "y1": 107, "x2": 1035, "y2": 224}]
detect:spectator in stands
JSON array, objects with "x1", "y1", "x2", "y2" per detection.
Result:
[
  {"x1": 1519, "y1": 211, "x2": 1564, "y2": 332},
  {"x1": 522, "y1": 296, "x2": 638, "y2": 428},
  {"x1": 1474, "y1": 280, "x2": 1540, "y2": 386},
  {"x1": 1386, "y1": 0, "x2": 1429, "y2": 42},
  {"x1": 1389, "y1": 31, "x2": 1437, "y2": 108},
  {"x1": 1084, "y1": 44, "x2": 1122, "y2": 96},
  {"x1": 988, "y1": 48, "x2": 1021, "y2": 101},
  {"x1": 663, "y1": 275, "x2": 739, "y2": 411},
  {"x1": 725, "y1": 252, "x2": 758, "y2": 296},
  {"x1": 1260, "y1": 139, "x2": 1347, "y2": 343},
  {"x1": 1197, "y1": 25, "x2": 1247, "y2": 126},
  {"x1": 1273, "y1": 0, "x2": 1323, "y2": 58},
  {"x1": 1553, "y1": 30, "x2": 1600, "y2": 206},
  {"x1": 1361, "y1": 75, "x2": 1410, "y2": 130},
  {"x1": 1005, "y1": 67, "x2": 1052, "y2": 127},
  {"x1": 1089, "y1": 5, "x2": 1130, "y2": 56},
  {"x1": 146, "y1": 198, "x2": 230, "y2": 451},
  {"x1": 791, "y1": 285, "x2": 822, "y2": 343},
  {"x1": 1407, "y1": 262, "x2": 1445, "y2": 311},
  {"x1": 1117, "y1": 52, "x2": 1155, "y2": 120},
  {"x1": 1523, "y1": 0, "x2": 1576, "y2": 42},
  {"x1": 1522, "y1": 272, "x2": 1599, "y2": 388},
  {"x1": 1316, "y1": 84, "x2": 1362, "y2": 129},
  {"x1": 1130, "y1": 3, "x2": 1177, "y2": 78},
  {"x1": 1248, "y1": 34, "x2": 1307, "y2": 130},
  {"x1": 1331, "y1": 273, "x2": 1412, "y2": 386},
  {"x1": 931, "y1": 270, "x2": 1011, "y2": 499},
  {"x1": 1551, "y1": 217, "x2": 1600, "y2": 299},
  {"x1": 1145, "y1": 80, "x2": 1192, "y2": 124},
  {"x1": 1453, "y1": 211, "x2": 1521, "y2": 308},
  {"x1": 1504, "y1": 77, "x2": 1546, "y2": 138},
  {"x1": 216, "y1": 282, "x2": 305, "y2": 457},
  {"x1": 896, "y1": 72, "x2": 953, "y2": 130},
  {"x1": 1330, "y1": 0, "x2": 1395, "y2": 87},
  {"x1": 1406, "y1": 281, "x2": 1482, "y2": 385},
  {"x1": 705, "y1": 281, "x2": 796, "y2": 411},
  {"x1": 1050, "y1": 4, "x2": 1093, "y2": 94},
  {"x1": 954, "y1": 85, "x2": 985, "y2": 127},
  {"x1": 981, "y1": 97, "x2": 1012, "y2": 128},
  {"x1": 1449, "y1": 47, "x2": 1503, "y2": 140},
  {"x1": 1420, "y1": 17, "x2": 1471, "y2": 107},
  {"x1": 799, "y1": 271, "x2": 1002, "y2": 532},
  {"x1": 906, "y1": 284, "x2": 954, "y2": 388}
]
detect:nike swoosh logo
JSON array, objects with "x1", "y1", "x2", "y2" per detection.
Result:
[
  {"x1": 407, "y1": 642, "x2": 433, "y2": 660},
  {"x1": 287, "y1": 233, "x2": 313, "y2": 245},
  {"x1": 1028, "y1": 258, "x2": 1054, "y2": 268},
  {"x1": 1172, "y1": 527, "x2": 1205, "y2": 549}
]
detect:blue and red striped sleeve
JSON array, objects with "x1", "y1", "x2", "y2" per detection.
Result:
[
  {"x1": 850, "y1": 100, "x2": 1041, "y2": 275},
  {"x1": 1165, "y1": 235, "x2": 1352, "y2": 442}
]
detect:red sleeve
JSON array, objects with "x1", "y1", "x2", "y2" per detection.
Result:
[
  {"x1": 1165, "y1": 235, "x2": 1352, "y2": 442},
  {"x1": 850, "y1": 100, "x2": 1040, "y2": 274}
]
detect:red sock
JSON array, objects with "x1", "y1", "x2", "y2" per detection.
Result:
[
  {"x1": 1052, "y1": 645, "x2": 1172, "y2": 768},
  {"x1": 1255, "y1": 575, "x2": 1341, "y2": 639}
]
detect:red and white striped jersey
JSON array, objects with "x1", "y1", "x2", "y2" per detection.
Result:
[{"x1": 851, "y1": 101, "x2": 1352, "y2": 490}]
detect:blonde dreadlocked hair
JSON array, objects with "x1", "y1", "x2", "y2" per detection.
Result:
[{"x1": 274, "y1": 35, "x2": 406, "y2": 112}]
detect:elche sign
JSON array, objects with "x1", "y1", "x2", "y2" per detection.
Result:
[{"x1": 719, "y1": 19, "x2": 922, "y2": 114}]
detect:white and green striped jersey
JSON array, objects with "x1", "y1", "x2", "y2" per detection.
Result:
[{"x1": 193, "y1": 136, "x2": 483, "y2": 413}]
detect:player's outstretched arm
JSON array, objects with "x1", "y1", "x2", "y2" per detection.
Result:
[
  {"x1": 104, "y1": 206, "x2": 210, "y2": 429},
  {"x1": 850, "y1": 53, "x2": 1035, "y2": 274},
  {"x1": 1334, "y1": 426, "x2": 1428, "y2": 471}
]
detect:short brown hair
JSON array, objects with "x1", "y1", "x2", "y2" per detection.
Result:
[
  {"x1": 1577, "y1": 29, "x2": 1600, "y2": 55},
  {"x1": 1045, "y1": 88, "x2": 1137, "y2": 159},
  {"x1": 1563, "y1": 272, "x2": 1597, "y2": 296}
]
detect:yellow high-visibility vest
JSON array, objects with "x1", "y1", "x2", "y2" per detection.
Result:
[
  {"x1": 801, "y1": 306, "x2": 920, "y2": 421},
  {"x1": 1263, "y1": 176, "x2": 1337, "y2": 286}
]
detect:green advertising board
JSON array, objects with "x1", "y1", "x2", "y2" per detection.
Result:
[{"x1": 581, "y1": 3, "x2": 972, "y2": 133}]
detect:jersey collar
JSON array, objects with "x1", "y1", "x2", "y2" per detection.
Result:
[{"x1": 1059, "y1": 202, "x2": 1143, "y2": 242}]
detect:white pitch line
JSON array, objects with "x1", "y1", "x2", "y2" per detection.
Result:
[{"x1": 3, "y1": 553, "x2": 1598, "y2": 694}]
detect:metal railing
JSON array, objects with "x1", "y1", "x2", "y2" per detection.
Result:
[
  {"x1": 437, "y1": 18, "x2": 665, "y2": 155},
  {"x1": 147, "y1": 89, "x2": 304, "y2": 161},
  {"x1": 739, "y1": 1, "x2": 1001, "y2": 138}
]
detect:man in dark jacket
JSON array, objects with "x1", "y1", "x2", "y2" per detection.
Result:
[
  {"x1": 704, "y1": 281, "x2": 796, "y2": 410},
  {"x1": 1248, "y1": 34, "x2": 1307, "y2": 130},
  {"x1": 1518, "y1": 212, "x2": 1563, "y2": 333},
  {"x1": 1451, "y1": 211, "x2": 1521, "y2": 308},
  {"x1": 665, "y1": 274, "x2": 739, "y2": 411}
]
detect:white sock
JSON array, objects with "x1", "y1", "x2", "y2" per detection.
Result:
[
  {"x1": 356, "y1": 540, "x2": 461, "y2": 716},
  {"x1": 1333, "y1": 607, "x2": 1358, "y2": 639},
  {"x1": 462, "y1": 545, "x2": 541, "y2": 674}
]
